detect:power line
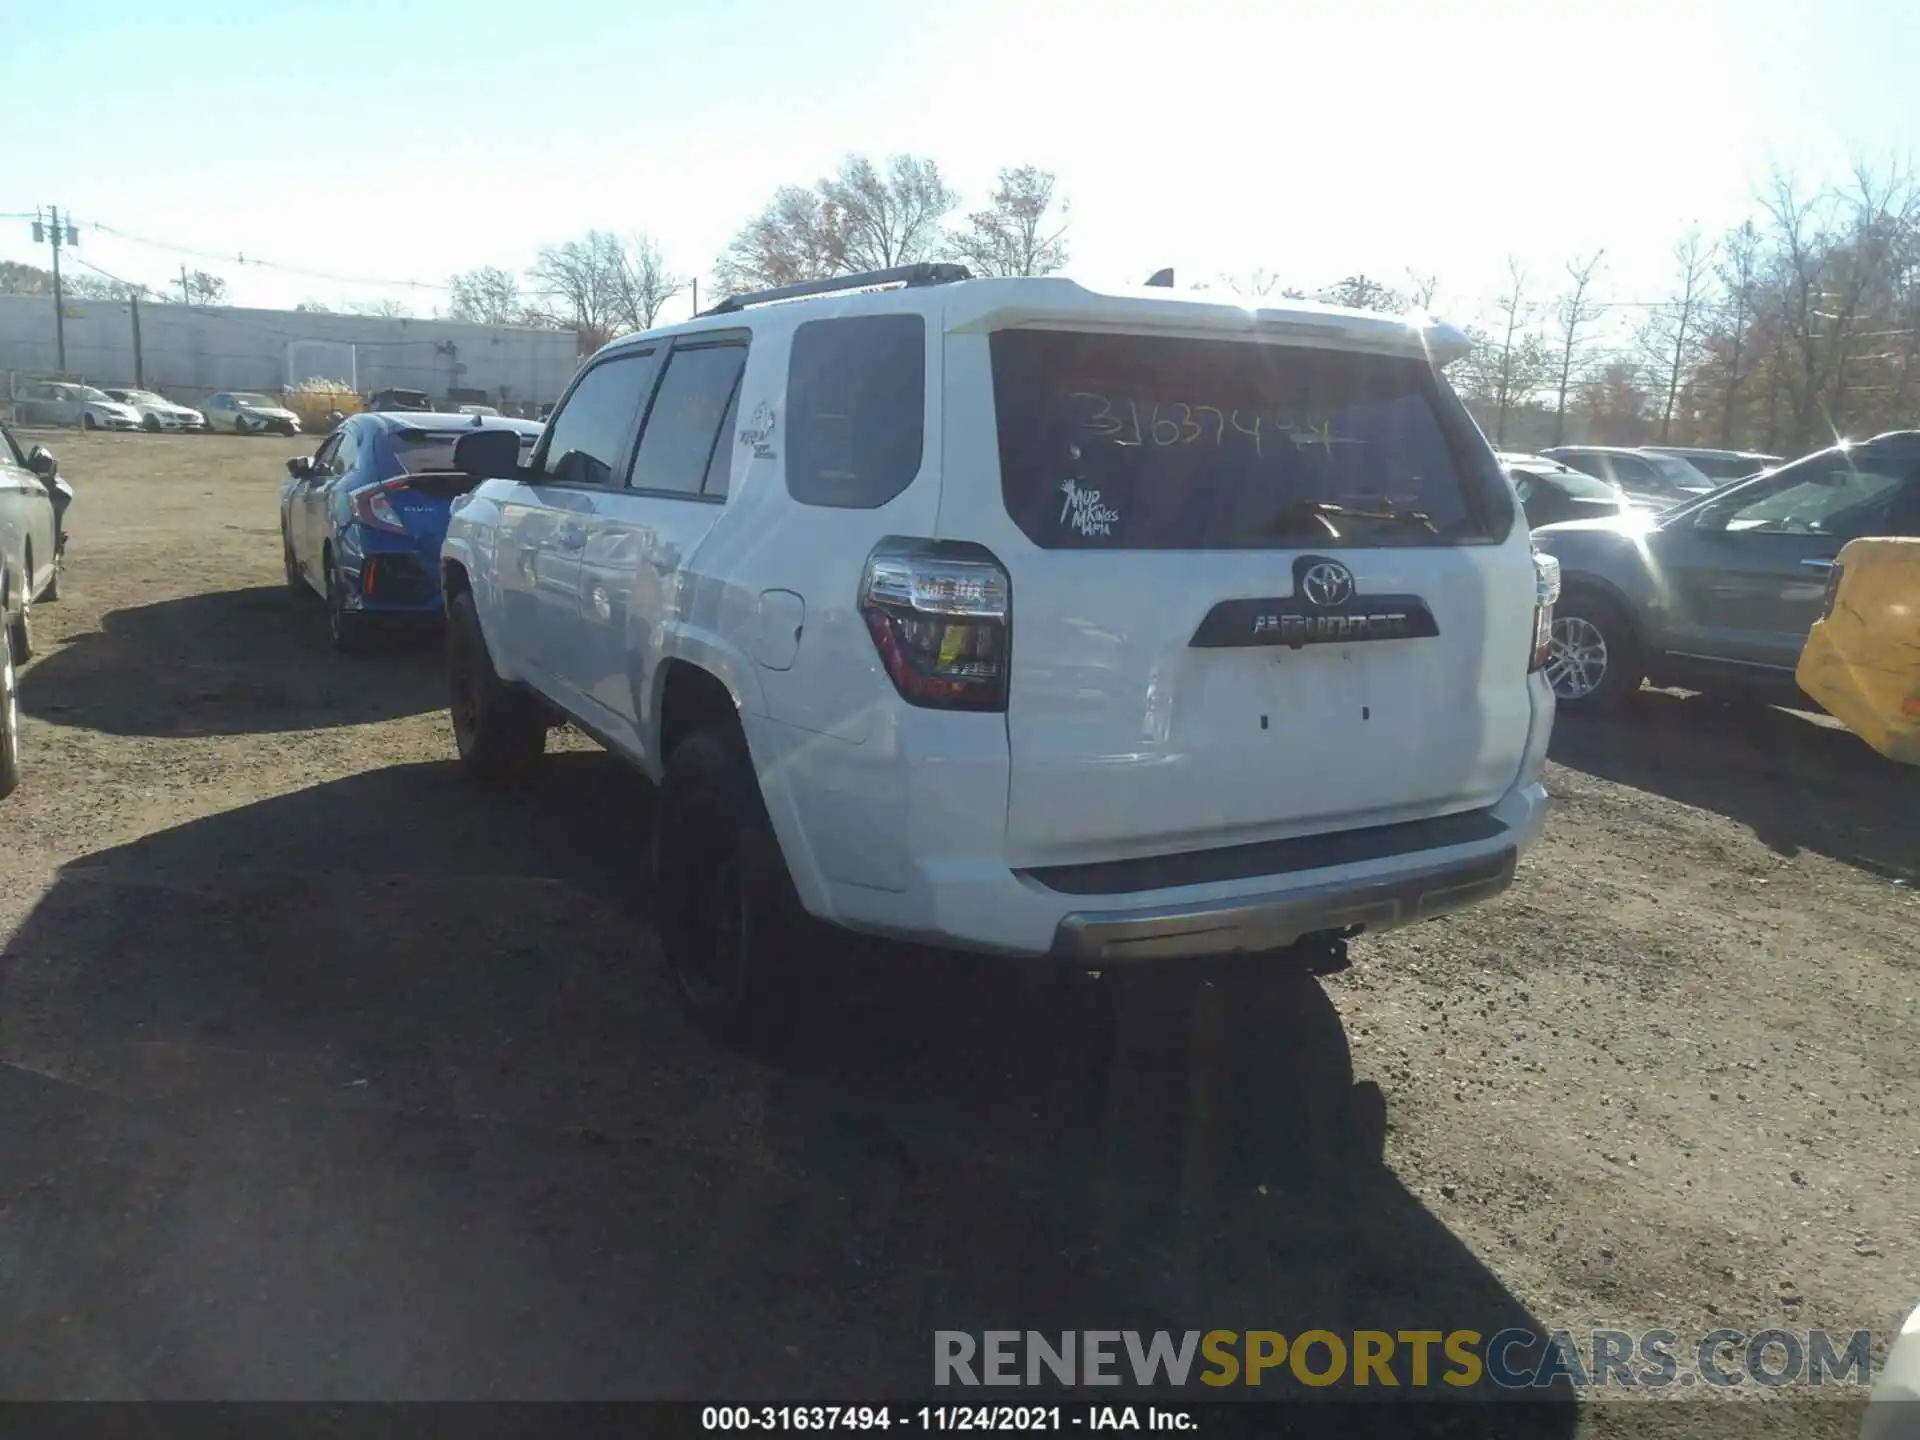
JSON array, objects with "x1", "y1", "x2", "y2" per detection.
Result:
[{"x1": 84, "y1": 218, "x2": 453, "y2": 292}]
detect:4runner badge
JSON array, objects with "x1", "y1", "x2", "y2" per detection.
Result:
[
  {"x1": 1186, "y1": 554, "x2": 1441, "y2": 651},
  {"x1": 738, "y1": 401, "x2": 778, "y2": 459}
]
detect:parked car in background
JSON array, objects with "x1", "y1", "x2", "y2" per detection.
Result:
[
  {"x1": 456, "y1": 404, "x2": 499, "y2": 417},
  {"x1": 1641, "y1": 444, "x2": 1782, "y2": 482},
  {"x1": 100, "y1": 388, "x2": 207, "y2": 432},
  {"x1": 367, "y1": 388, "x2": 432, "y2": 413},
  {"x1": 1796, "y1": 536, "x2": 1920, "y2": 764},
  {"x1": 1500, "y1": 452, "x2": 1639, "y2": 529},
  {"x1": 1542, "y1": 445, "x2": 1715, "y2": 505},
  {"x1": 440, "y1": 266, "x2": 1558, "y2": 1037},
  {"x1": 280, "y1": 410, "x2": 541, "y2": 650},
  {"x1": 1, "y1": 421, "x2": 65, "y2": 799},
  {"x1": 202, "y1": 392, "x2": 301, "y2": 435},
  {"x1": 12, "y1": 381, "x2": 142, "y2": 432},
  {"x1": 1531, "y1": 430, "x2": 1920, "y2": 709}
]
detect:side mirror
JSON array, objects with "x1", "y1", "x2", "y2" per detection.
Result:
[
  {"x1": 26, "y1": 446, "x2": 56, "y2": 478},
  {"x1": 1691, "y1": 506, "x2": 1729, "y2": 531},
  {"x1": 453, "y1": 428, "x2": 524, "y2": 480},
  {"x1": 286, "y1": 456, "x2": 314, "y2": 480}
]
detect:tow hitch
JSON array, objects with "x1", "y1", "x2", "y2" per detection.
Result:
[{"x1": 1295, "y1": 928, "x2": 1356, "y2": 976}]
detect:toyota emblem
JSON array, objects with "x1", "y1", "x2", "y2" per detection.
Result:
[{"x1": 1300, "y1": 560, "x2": 1356, "y2": 609}]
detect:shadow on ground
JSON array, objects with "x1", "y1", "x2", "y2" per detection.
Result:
[
  {"x1": 0, "y1": 756, "x2": 1573, "y2": 1426},
  {"x1": 20, "y1": 585, "x2": 442, "y2": 737},
  {"x1": 1550, "y1": 689, "x2": 1920, "y2": 881}
]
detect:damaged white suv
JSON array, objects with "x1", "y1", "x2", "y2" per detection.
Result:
[{"x1": 440, "y1": 265, "x2": 1557, "y2": 1035}]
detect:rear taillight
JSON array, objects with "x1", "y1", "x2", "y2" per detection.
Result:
[
  {"x1": 351, "y1": 480, "x2": 409, "y2": 534},
  {"x1": 1819, "y1": 562, "x2": 1844, "y2": 620},
  {"x1": 1530, "y1": 550, "x2": 1561, "y2": 673},
  {"x1": 859, "y1": 540, "x2": 1010, "y2": 711}
]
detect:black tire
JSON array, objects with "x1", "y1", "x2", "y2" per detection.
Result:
[
  {"x1": 8, "y1": 563, "x2": 33, "y2": 666},
  {"x1": 0, "y1": 616, "x2": 19, "y2": 801},
  {"x1": 282, "y1": 525, "x2": 306, "y2": 600},
  {"x1": 143, "y1": 414, "x2": 162, "y2": 433},
  {"x1": 40, "y1": 548, "x2": 59, "y2": 604},
  {"x1": 446, "y1": 588, "x2": 546, "y2": 782},
  {"x1": 1545, "y1": 588, "x2": 1644, "y2": 711},
  {"x1": 323, "y1": 557, "x2": 367, "y2": 653},
  {"x1": 652, "y1": 727, "x2": 841, "y2": 1044},
  {"x1": 81, "y1": 413, "x2": 97, "y2": 432},
  {"x1": 234, "y1": 415, "x2": 251, "y2": 435}
]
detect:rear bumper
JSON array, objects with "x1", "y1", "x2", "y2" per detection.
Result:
[
  {"x1": 756, "y1": 673, "x2": 1557, "y2": 960},
  {"x1": 1050, "y1": 845, "x2": 1516, "y2": 960}
]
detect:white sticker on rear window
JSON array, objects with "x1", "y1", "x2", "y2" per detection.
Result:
[{"x1": 1060, "y1": 477, "x2": 1120, "y2": 538}]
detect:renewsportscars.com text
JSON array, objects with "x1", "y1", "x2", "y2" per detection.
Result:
[{"x1": 934, "y1": 1328, "x2": 1875, "y2": 1391}]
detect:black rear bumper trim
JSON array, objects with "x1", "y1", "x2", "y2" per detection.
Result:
[{"x1": 1019, "y1": 807, "x2": 1509, "y2": 896}]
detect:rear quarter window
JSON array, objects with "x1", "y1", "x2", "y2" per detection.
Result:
[
  {"x1": 990, "y1": 330, "x2": 1507, "y2": 550},
  {"x1": 785, "y1": 314, "x2": 925, "y2": 509}
]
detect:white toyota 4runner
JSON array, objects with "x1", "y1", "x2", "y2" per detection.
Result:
[{"x1": 440, "y1": 265, "x2": 1558, "y2": 1035}]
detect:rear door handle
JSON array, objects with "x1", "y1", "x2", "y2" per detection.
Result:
[{"x1": 1798, "y1": 557, "x2": 1835, "y2": 572}]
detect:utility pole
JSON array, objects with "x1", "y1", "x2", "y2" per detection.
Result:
[
  {"x1": 32, "y1": 206, "x2": 80, "y2": 373},
  {"x1": 129, "y1": 289, "x2": 145, "y2": 387},
  {"x1": 180, "y1": 265, "x2": 191, "y2": 305}
]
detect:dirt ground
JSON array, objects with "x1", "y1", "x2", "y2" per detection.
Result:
[{"x1": 1, "y1": 432, "x2": 1914, "y2": 1431}]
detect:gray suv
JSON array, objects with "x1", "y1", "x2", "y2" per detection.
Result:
[{"x1": 1531, "y1": 430, "x2": 1920, "y2": 709}]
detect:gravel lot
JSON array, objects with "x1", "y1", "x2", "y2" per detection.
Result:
[{"x1": 1, "y1": 432, "x2": 1914, "y2": 1431}]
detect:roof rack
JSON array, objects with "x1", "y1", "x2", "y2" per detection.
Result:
[{"x1": 700, "y1": 263, "x2": 972, "y2": 317}]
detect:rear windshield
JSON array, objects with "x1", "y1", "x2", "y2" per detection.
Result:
[
  {"x1": 393, "y1": 429, "x2": 535, "y2": 472},
  {"x1": 1517, "y1": 463, "x2": 1617, "y2": 500},
  {"x1": 990, "y1": 330, "x2": 1500, "y2": 549}
]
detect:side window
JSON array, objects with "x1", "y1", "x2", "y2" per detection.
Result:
[
  {"x1": 629, "y1": 344, "x2": 748, "y2": 497},
  {"x1": 310, "y1": 433, "x2": 342, "y2": 475},
  {"x1": 1723, "y1": 458, "x2": 1911, "y2": 537},
  {"x1": 786, "y1": 314, "x2": 926, "y2": 509},
  {"x1": 0, "y1": 423, "x2": 24, "y2": 468},
  {"x1": 333, "y1": 427, "x2": 362, "y2": 475},
  {"x1": 540, "y1": 350, "x2": 660, "y2": 487},
  {"x1": 703, "y1": 378, "x2": 743, "y2": 498}
]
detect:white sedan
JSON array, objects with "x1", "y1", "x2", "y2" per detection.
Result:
[
  {"x1": 101, "y1": 388, "x2": 206, "y2": 432},
  {"x1": 200, "y1": 392, "x2": 302, "y2": 436}
]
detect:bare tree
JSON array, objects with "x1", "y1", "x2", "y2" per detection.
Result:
[
  {"x1": 1640, "y1": 229, "x2": 1717, "y2": 441},
  {"x1": 1200, "y1": 269, "x2": 1293, "y2": 297},
  {"x1": 343, "y1": 297, "x2": 413, "y2": 319},
  {"x1": 528, "y1": 231, "x2": 626, "y2": 341},
  {"x1": 449, "y1": 265, "x2": 524, "y2": 326},
  {"x1": 716, "y1": 186, "x2": 846, "y2": 293},
  {"x1": 1711, "y1": 221, "x2": 1762, "y2": 445},
  {"x1": 0, "y1": 261, "x2": 56, "y2": 295},
  {"x1": 608, "y1": 233, "x2": 683, "y2": 332},
  {"x1": 181, "y1": 270, "x2": 227, "y2": 305},
  {"x1": 1405, "y1": 271, "x2": 1441, "y2": 311},
  {"x1": 716, "y1": 153, "x2": 957, "y2": 294},
  {"x1": 1489, "y1": 258, "x2": 1538, "y2": 444},
  {"x1": 947, "y1": 166, "x2": 1069, "y2": 277},
  {"x1": 823, "y1": 154, "x2": 958, "y2": 273},
  {"x1": 1551, "y1": 250, "x2": 1605, "y2": 446},
  {"x1": 1319, "y1": 274, "x2": 1406, "y2": 313}
]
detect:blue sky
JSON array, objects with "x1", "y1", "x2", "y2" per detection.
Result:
[{"x1": 3, "y1": 0, "x2": 1913, "y2": 332}]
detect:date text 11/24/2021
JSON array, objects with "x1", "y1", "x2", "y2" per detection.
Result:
[{"x1": 701, "y1": 1405, "x2": 1196, "y2": 1432}]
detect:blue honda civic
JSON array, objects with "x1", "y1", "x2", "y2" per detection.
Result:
[{"x1": 279, "y1": 410, "x2": 542, "y2": 650}]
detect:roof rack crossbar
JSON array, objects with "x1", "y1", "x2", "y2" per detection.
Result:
[{"x1": 700, "y1": 263, "x2": 972, "y2": 316}]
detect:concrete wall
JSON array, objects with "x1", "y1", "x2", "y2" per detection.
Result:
[{"x1": 0, "y1": 296, "x2": 582, "y2": 407}]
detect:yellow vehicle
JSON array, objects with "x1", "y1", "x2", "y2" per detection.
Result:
[
  {"x1": 281, "y1": 382, "x2": 364, "y2": 435},
  {"x1": 1796, "y1": 536, "x2": 1920, "y2": 764}
]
